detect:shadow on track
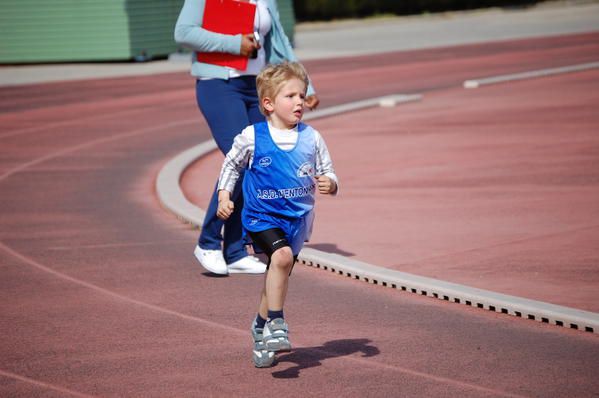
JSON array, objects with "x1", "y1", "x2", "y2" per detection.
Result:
[
  {"x1": 201, "y1": 272, "x2": 229, "y2": 278},
  {"x1": 271, "y1": 338, "x2": 379, "y2": 379},
  {"x1": 305, "y1": 243, "x2": 355, "y2": 257}
]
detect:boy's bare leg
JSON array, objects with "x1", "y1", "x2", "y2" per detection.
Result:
[
  {"x1": 265, "y1": 247, "x2": 294, "y2": 311},
  {"x1": 258, "y1": 279, "x2": 268, "y2": 320},
  {"x1": 252, "y1": 277, "x2": 275, "y2": 368},
  {"x1": 262, "y1": 247, "x2": 293, "y2": 353}
]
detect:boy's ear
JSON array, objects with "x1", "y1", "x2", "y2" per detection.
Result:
[{"x1": 262, "y1": 97, "x2": 274, "y2": 113}]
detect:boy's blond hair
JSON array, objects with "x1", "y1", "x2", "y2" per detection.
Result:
[{"x1": 256, "y1": 62, "x2": 309, "y2": 115}]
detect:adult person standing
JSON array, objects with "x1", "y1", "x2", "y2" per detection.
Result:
[{"x1": 174, "y1": 0, "x2": 319, "y2": 275}]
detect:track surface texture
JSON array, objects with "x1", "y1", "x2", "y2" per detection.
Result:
[
  {"x1": 1, "y1": 33, "x2": 598, "y2": 397},
  {"x1": 183, "y1": 32, "x2": 599, "y2": 313}
]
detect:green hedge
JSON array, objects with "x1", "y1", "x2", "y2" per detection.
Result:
[{"x1": 293, "y1": 0, "x2": 541, "y2": 21}]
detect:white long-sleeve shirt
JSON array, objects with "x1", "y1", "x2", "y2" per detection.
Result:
[{"x1": 218, "y1": 123, "x2": 338, "y2": 193}]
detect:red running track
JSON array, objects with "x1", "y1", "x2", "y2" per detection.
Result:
[
  {"x1": 184, "y1": 32, "x2": 599, "y2": 313},
  {"x1": 1, "y1": 33, "x2": 598, "y2": 397}
]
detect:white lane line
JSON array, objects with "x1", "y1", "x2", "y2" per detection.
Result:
[
  {"x1": 303, "y1": 94, "x2": 422, "y2": 120},
  {"x1": 0, "y1": 92, "x2": 531, "y2": 393},
  {"x1": 0, "y1": 240, "x2": 244, "y2": 334},
  {"x1": 278, "y1": 346, "x2": 529, "y2": 398},
  {"x1": 0, "y1": 369, "x2": 96, "y2": 398},
  {"x1": 463, "y1": 61, "x2": 599, "y2": 88},
  {"x1": 0, "y1": 104, "x2": 167, "y2": 140},
  {"x1": 2, "y1": 241, "x2": 526, "y2": 394},
  {"x1": 156, "y1": 94, "x2": 422, "y2": 227},
  {"x1": 156, "y1": 94, "x2": 599, "y2": 335},
  {"x1": 48, "y1": 239, "x2": 189, "y2": 250},
  {"x1": 0, "y1": 118, "x2": 196, "y2": 182},
  {"x1": 0, "y1": 96, "x2": 189, "y2": 140}
]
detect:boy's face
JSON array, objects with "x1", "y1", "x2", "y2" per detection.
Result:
[{"x1": 263, "y1": 77, "x2": 306, "y2": 129}]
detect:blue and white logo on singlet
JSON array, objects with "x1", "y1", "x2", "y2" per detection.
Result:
[
  {"x1": 297, "y1": 161, "x2": 315, "y2": 178},
  {"x1": 258, "y1": 157, "x2": 272, "y2": 167}
]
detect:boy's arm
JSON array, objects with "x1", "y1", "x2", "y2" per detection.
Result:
[
  {"x1": 215, "y1": 127, "x2": 254, "y2": 219},
  {"x1": 217, "y1": 127, "x2": 253, "y2": 191},
  {"x1": 314, "y1": 131, "x2": 339, "y2": 195}
]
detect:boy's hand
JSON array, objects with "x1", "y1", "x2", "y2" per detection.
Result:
[
  {"x1": 305, "y1": 95, "x2": 320, "y2": 110},
  {"x1": 216, "y1": 190, "x2": 234, "y2": 220},
  {"x1": 217, "y1": 199, "x2": 234, "y2": 220},
  {"x1": 315, "y1": 175, "x2": 337, "y2": 194}
]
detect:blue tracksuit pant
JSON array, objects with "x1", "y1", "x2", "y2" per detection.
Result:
[{"x1": 195, "y1": 76, "x2": 265, "y2": 263}]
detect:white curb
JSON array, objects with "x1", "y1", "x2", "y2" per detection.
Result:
[{"x1": 156, "y1": 94, "x2": 599, "y2": 334}]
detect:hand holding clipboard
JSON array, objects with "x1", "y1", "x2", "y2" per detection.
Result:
[
  {"x1": 197, "y1": 0, "x2": 257, "y2": 70},
  {"x1": 241, "y1": 32, "x2": 261, "y2": 59}
]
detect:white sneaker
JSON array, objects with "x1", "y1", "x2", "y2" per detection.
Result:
[
  {"x1": 194, "y1": 245, "x2": 228, "y2": 275},
  {"x1": 263, "y1": 318, "x2": 291, "y2": 352},
  {"x1": 227, "y1": 256, "x2": 267, "y2": 274}
]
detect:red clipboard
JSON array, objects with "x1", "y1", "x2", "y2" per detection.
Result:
[{"x1": 197, "y1": 0, "x2": 256, "y2": 70}]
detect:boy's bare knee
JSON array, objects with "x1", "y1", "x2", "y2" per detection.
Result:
[{"x1": 271, "y1": 247, "x2": 294, "y2": 269}]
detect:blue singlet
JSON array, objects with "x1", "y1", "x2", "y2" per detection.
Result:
[{"x1": 242, "y1": 122, "x2": 317, "y2": 254}]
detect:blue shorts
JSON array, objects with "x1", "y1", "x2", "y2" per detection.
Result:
[{"x1": 243, "y1": 210, "x2": 314, "y2": 256}]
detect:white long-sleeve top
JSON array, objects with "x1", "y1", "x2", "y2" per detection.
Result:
[{"x1": 218, "y1": 123, "x2": 339, "y2": 193}]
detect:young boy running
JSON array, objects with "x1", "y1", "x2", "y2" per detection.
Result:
[{"x1": 216, "y1": 62, "x2": 338, "y2": 367}]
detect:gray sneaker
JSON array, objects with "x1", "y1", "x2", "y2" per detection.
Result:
[
  {"x1": 262, "y1": 318, "x2": 291, "y2": 352},
  {"x1": 251, "y1": 323, "x2": 275, "y2": 368}
]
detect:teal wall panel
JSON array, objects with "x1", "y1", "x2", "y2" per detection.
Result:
[
  {"x1": 0, "y1": 0, "x2": 183, "y2": 63},
  {"x1": 277, "y1": 0, "x2": 296, "y2": 45},
  {"x1": 0, "y1": 0, "x2": 295, "y2": 64},
  {"x1": 126, "y1": 0, "x2": 183, "y2": 61}
]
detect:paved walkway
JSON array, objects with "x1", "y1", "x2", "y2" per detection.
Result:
[{"x1": 293, "y1": 0, "x2": 599, "y2": 59}]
